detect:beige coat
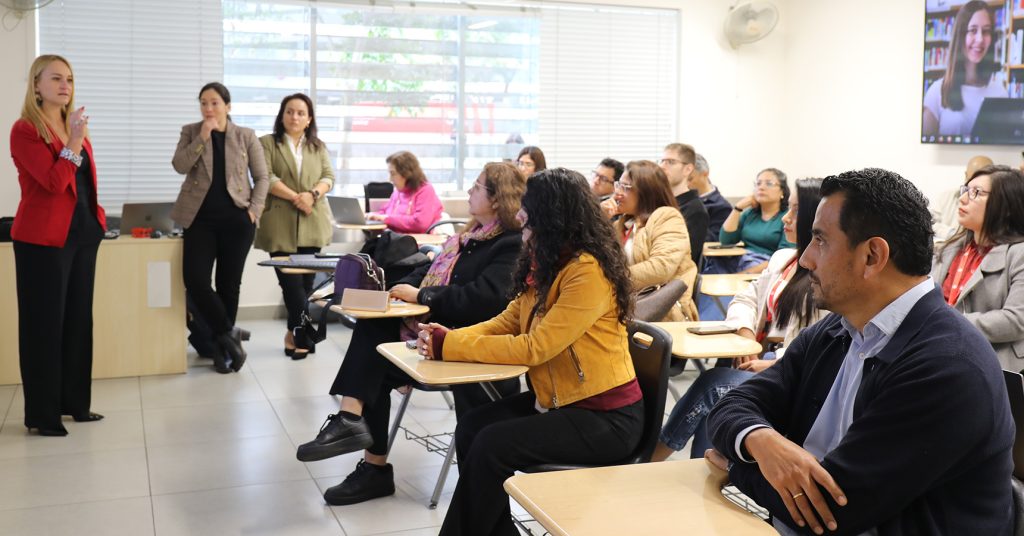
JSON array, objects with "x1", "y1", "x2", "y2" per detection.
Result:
[
  {"x1": 170, "y1": 121, "x2": 269, "y2": 229},
  {"x1": 622, "y1": 206, "x2": 698, "y2": 321},
  {"x1": 254, "y1": 135, "x2": 335, "y2": 253}
]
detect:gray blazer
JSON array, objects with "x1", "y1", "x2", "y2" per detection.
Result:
[
  {"x1": 931, "y1": 235, "x2": 1024, "y2": 371},
  {"x1": 170, "y1": 120, "x2": 270, "y2": 229}
]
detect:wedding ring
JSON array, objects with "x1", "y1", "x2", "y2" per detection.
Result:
[{"x1": 792, "y1": 492, "x2": 805, "y2": 500}]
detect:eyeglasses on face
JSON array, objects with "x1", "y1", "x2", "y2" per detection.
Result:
[
  {"x1": 959, "y1": 184, "x2": 990, "y2": 200},
  {"x1": 517, "y1": 160, "x2": 535, "y2": 170},
  {"x1": 613, "y1": 181, "x2": 634, "y2": 192},
  {"x1": 658, "y1": 158, "x2": 692, "y2": 167},
  {"x1": 591, "y1": 171, "x2": 615, "y2": 184},
  {"x1": 753, "y1": 180, "x2": 780, "y2": 188}
]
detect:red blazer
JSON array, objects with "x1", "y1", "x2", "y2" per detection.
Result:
[{"x1": 9, "y1": 119, "x2": 106, "y2": 247}]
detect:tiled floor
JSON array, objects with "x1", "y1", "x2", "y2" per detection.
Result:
[{"x1": 0, "y1": 319, "x2": 699, "y2": 535}]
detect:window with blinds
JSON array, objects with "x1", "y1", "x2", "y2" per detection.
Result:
[
  {"x1": 38, "y1": 0, "x2": 677, "y2": 207},
  {"x1": 38, "y1": 0, "x2": 223, "y2": 213}
]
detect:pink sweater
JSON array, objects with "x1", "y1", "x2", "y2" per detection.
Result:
[{"x1": 376, "y1": 182, "x2": 443, "y2": 234}]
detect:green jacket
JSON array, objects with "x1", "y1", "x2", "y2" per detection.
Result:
[{"x1": 254, "y1": 134, "x2": 335, "y2": 253}]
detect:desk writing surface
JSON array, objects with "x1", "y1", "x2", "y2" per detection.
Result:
[
  {"x1": 700, "y1": 274, "x2": 758, "y2": 297},
  {"x1": 327, "y1": 300, "x2": 429, "y2": 319},
  {"x1": 653, "y1": 322, "x2": 762, "y2": 359},
  {"x1": 376, "y1": 342, "x2": 527, "y2": 386},
  {"x1": 504, "y1": 459, "x2": 773, "y2": 536},
  {"x1": 703, "y1": 242, "x2": 747, "y2": 258},
  {"x1": 407, "y1": 233, "x2": 450, "y2": 246},
  {"x1": 335, "y1": 222, "x2": 386, "y2": 231}
]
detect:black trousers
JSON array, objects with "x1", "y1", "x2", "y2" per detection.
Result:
[
  {"x1": 439, "y1": 392, "x2": 643, "y2": 536},
  {"x1": 182, "y1": 211, "x2": 255, "y2": 335},
  {"x1": 330, "y1": 317, "x2": 520, "y2": 456},
  {"x1": 269, "y1": 247, "x2": 320, "y2": 330},
  {"x1": 13, "y1": 238, "x2": 100, "y2": 430}
]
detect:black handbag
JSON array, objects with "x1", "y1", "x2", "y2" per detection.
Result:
[{"x1": 297, "y1": 253, "x2": 386, "y2": 345}]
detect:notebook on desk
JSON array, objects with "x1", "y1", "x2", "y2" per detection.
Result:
[
  {"x1": 327, "y1": 196, "x2": 370, "y2": 225},
  {"x1": 119, "y1": 202, "x2": 177, "y2": 235}
]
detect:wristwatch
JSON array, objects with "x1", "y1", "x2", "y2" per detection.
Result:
[
  {"x1": 309, "y1": 189, "x2": 321, "y2": 201},
  {"x1": 732, "y1": 205, "x2": 744, "y2": 212},
  {"x1": 59, "y1": 147, "x2": 83, "y2": 167}
]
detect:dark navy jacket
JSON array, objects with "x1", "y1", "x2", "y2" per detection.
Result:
[{"x1": 708, "y1": 288, "x2": 1014, "y2": 535}]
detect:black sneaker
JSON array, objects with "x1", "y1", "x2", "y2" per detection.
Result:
[
  {"x1": 324, "y1": 459, "x2": 395, "y2": 506},
  {"x1": 296, "y1": 413, "x2": 373, "y2": 462}
]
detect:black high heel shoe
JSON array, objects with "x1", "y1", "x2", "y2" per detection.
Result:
[
  {"x1": 217, "y1": 327, "x2": 247, "y2": 372},
  {"x1": 291, "y1": 327, "x2": 315, "y2": 361},
  {"x1": 28, "y1": 425, "x2": 68, "y2": 437}
]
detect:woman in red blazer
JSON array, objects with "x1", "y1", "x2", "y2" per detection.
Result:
[{"x1": 9, "y1": 54, "x2": 107, "y2": 437}]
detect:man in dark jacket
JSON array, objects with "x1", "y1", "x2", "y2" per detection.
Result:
[
  {"x1": 661, "y1": 142, "x2": 708, "y2": 265},
  {"x1": 706, "y1": 168, "x2": 1014, "y2": 536}
]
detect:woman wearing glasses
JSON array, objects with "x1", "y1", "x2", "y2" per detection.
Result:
[
  {"x1": 515, "y1": 145, "x2": 546, "y2": 177},
  {"x1": 932, "y1": 165, "x2": 1024, "y2": 372},
  {"x1": 715, "y1": 168, "x2": 794, "y2": 275},
  {"x1": 612, "y1": 160, "x2": 698, "y2": 320}
]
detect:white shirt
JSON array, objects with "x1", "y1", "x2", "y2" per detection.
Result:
[
  {"x1": 922, "y1": 77, "x2": 1007, "y2": 137},
  {"x1": 286, "y1": 134, "x2": 304, "y2": 176}
]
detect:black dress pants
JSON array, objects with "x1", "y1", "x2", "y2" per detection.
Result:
[
  {"x1": 269, "y1": 247, "x2": 320, "y2": 330},
  {"x1": 330, "y1": 317, "x2": 520, "y2": 457},
  {"x1": 439, "y1": 392, "x2": 643, "y2": 536},
  {"x1": 13, "y1": 238, "x2": 100, "y2": 430},
  {"x1": 182, "y1": 210, "x2": 255, "y2": 335}
]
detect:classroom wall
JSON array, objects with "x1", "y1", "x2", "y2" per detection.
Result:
[
  {"x1": 0, "y1": 13, "x2": 34, "y2": 218},
  {"x1": 7, "y1": 0, "x2": 1013, "y2": 310},
  {"x1": 781, "y1": 0, "x2": 1022, "y2": 203}
]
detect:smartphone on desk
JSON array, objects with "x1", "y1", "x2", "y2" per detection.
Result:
[
  {"x1": 314, "y1": 252, "x2": 345, "y2": 258},
  {"x1": 686, "y1": 324, "x2": 737, "y2": 336},
  {"x1": 706, "y1": 243, "x2": 736, "y2": 250}
]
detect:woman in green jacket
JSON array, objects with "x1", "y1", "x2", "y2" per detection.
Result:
[{"x1": 255, "y1": 93, "x2": 335, "y2": 359}]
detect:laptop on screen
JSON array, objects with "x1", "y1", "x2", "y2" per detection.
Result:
[
  {"x1": 971, "y1": 98, "x2": 1024, "y2": 144},
  {"x1": 1003, "y1": 369, "x2": 1024, "y2": 480},
  {"x1": 327, "y1": 196, "x2": 369, "y2": 225},
  {"x1": 119, "y1": 202, "x2": 177, "y2": 235}
]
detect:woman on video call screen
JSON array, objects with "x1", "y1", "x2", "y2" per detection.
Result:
[{"x1": 923, "y1": 0, "x2": 1008, "y2": 138}]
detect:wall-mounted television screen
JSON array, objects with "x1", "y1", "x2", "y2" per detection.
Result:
[{"x1": 921, "y1": 0, "x2": 1024, "y2": 145}]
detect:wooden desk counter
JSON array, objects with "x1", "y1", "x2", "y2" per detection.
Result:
[
  {"x1": 377, "y1": 341, "x2": 528, "y2": 386},
  {"x1": 0, "y1": 238, "x2": 186, "y2": 385},
  {"x1": 653, "y1": 322, "x2": 762, "y2": 359},
  {"x1": 504, "y1": 459, "x2": 774, "y2": 536},
  {"x1": 703, "y1": 242, "x2": 748, "y2": 258}
]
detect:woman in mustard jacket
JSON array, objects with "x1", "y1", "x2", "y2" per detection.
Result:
[
  {"x1": 418, "y1": 168, "x2": 643, "y2": 536},
  {"x1": 255, "y1": 93, "x2": 334, "y2": 359}
]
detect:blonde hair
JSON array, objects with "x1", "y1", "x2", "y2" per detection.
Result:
[{"x1": 21, "y1": 54, "x2": 76, "y2": 145}]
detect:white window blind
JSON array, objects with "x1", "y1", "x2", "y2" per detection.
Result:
[
  {"x1": 539, "y1": 4, "x2": 678, "y2": 171},
  {"x1": 38, "y1": 0, "x2": 223, "y2": 214}
]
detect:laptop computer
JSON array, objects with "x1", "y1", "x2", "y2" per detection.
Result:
[
  {"x1": 327, "y1": 196, "x2": 369, "y2": 225},
  {"x1": 971, "y1": 98, "x2": 1024, "y2": 144},
  {"x1": 1003, "y1": 370, "x2": 1024, "y2": 480},
  {"x1": 119, "y1": 202, "x2": 178, "y2": 235}
]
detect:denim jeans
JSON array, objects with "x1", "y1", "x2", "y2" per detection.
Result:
[{"x1": 660, "y1": 367, "x2": 755, "y2": 457}]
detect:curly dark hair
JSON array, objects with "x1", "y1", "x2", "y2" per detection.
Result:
[
  {"x1": 820, "y1": 168, "x2": 934, "y2": 276},
  {"x1": 511, "y1": 168, "x2": 634, "y2": 323}
]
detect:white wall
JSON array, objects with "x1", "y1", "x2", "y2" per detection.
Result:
[
  {"x1": 0, "y1": 12, "x2": 34, "y2": 218},
  {"x1": 10, "y1": 0, "x2": 999, "y2": 310},
  {"x1": 782, "y1": 0, "x2": 1022, "y2": 203}
]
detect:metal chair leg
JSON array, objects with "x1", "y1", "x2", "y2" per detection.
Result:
[
  {"x1": 388, "y1": 389, "x2": 413, "y2": 452},
  {"x1": 429, "y1": 434, "x2": 458, "y2": 509},
  {"x1": 668, "y1": 382, "x2": 682, "y2": 401},
  {"x1": 440, "y1": 390, "x2": 455, "y2": 410}
]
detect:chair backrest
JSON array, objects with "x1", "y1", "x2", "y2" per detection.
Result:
[
  {"x1": 1004, "y1": 370, "x2": 1024, "y2": 481},
  {"x1": 364, "y1": 181, "x2": 394, "y2": 212},
  {"x1": 625, "y1": 320, "x2": 672, "y2": 463}
]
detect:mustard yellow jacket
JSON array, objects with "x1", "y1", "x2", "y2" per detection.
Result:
[{"x1": 441, "y1": 253, "x2": 637, "y2": 408}]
